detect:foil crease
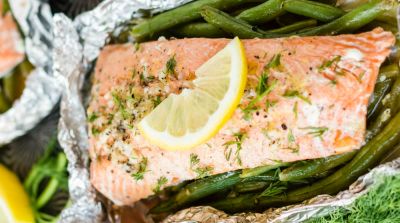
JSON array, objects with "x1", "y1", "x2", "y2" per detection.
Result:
[
  {"x1": 54, "y1": 0, "x2": 400, "y2": 222},
  {"x1": 0, "y1": 0, "x2": 61, "y2": 145}
]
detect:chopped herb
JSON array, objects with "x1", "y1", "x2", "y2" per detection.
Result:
[
  {"x1": 266, "y1": 100, "x2": 278, "y2": 112},
  {"x1": 140, "y1": 72, "x2": 155, "y2": 85},
  {"x1": 106, "y1": 113, "x2": 114, "y2": 124},
  {"x1": 132, "y1": 157, "x2": 148, "y2": 181},
  {"x1": 301, "y1": 126, "x2": 329, "y2": 139},
  {"x1": 319, "y1": 55, "x2": 341, "y2": 71},
  {"x1": 265, "y1": 53, "x2": 281, "y2": 70},
  {"x1": 91, "y1": 126, "x2": 101, "y2": 135},
  {"x1": 165, "y1": 55, "x2": 177, "y2": 76},
  {"x1": 153, "y1": 176, "x2": 168, "y2": 193},
  {"x1": 88, "y1": 113, "x2": 98, "y2": 122},
  {"x1": 283, "y1": 90, "x2": 312, "y2": 105},
  {"x1": 190, "y1": 153, "x2": 200, "y2": 168},
  {"x1": 153, "y1": 96, "x2": 162, "y2": 108},
  {"x1": 193, "y1": 166, "x2": 214, "y2": 178},
  {"x1": 285, "y1": 145, "x2": 300, "y2": 153},
  {"x1": 259, "y1": 171, "x2": 287, "y2": 197},
  {"x1": 223, "y1": 132, "x2": 247, "y2": 165},
  {"x1": 112, "y1": 91, "x2": 132, "y2": 120},
  {"x1": 293, "y1": 102, "x2": 298, "y2": 119},
  {"x1": 189, "y1": 154, "x2": 214, "y2": 178},
  {"x1": 134, "y1": 42, "x2": 140, "y2": 51},
  {"x1": 331, "y1": 79, "x2": 338, "y2": 85},
  {"x1": 288, "y1": 129, "x2": 295, "y2": 143},
  {"x1": 357, "y1": 71, "x2": 365, "y2": 83},
  {"x1": 242, "y1": 79, "x2": 278, "y2": 120},
  {"x1": 256, "y1": 72, "x2": 269, "y2": 95}
]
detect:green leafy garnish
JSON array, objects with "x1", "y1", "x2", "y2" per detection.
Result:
[
  {"x1": 134, "y1": 42, "x2": 140, "y2": 51},
  {"x1": 293, "y1": 101, "x2": 298, "y2": 119},
  {"x1": 190, "y1": 153, "x2": 200, "y2": 168},
  {"x1": 153, "y1": 176, "x2": 168, "y2": 193},
  {"x1": 193, "y1": 166, "x2": 214, "y2": 178},
  {"x1": 153, "y1": 96, "x2": 162, "y2": 108},
  {"x1": 132, "y1": 157, "x2": 148, "y2": 181},
  {"x1": 165, "y1": 55, "x2": 177, "y2": 76},
  {"x1": 259, "y1": 170, "x2": 287, "y2": 197},
  {"x1": 91, "y1": 126, "x2": 101, "y2": 135},
  {"x1": 301, "y1": 126, "x2": 329, "y2": 139},
  {"x1": 288, "y1": 129, "x2": 295, "y2": 143},
  {"x1": 306, "y1": 174, "x2": 400, "y2": 223},
  {"x1": 88, "y1": 113, "x2": 98, "y2": 122},
  {"x1": 283, "y1": 90, "x2": 312, "y2": 105},
  {"x1": 224, "y1": 132, "x2": 247, "y2": 165},
  {"x1": 265, "y1": 53, "x2": 281, "y2": 70},
  {"x1": 319, "y1": 55, "x2": 341, "y2": 71}
]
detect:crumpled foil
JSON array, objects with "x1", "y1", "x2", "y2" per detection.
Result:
[
  {"x1": 54, "y1": 0, "x2": 400, "y2": 222},
  {"x1": 0, "y1": 0, "x2": 61, "y2": 145}
]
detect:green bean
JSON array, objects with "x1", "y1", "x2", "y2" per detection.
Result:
[
  {"x1": 201, "y1": 6, "x2": 284, "y2": 39},
  {"x1": 234, "y1": 181, "x2": 269, "y2": 193},
  {"x1": 172, "y1": 22, "x2": 227, "y2": 38},
  {"x1": 366, "y1": 77, "x2": 400, "y2": 141},
  {"x1": 367, "y1": 64, "x2": 399, "y2": 120},
  {"x1": 279, "y1": 151, "x2": 356, "y2": 182},
  {"x1": 283, "y1": 0, "x2": 344, "y2": 22},
  {"x1": 367, "y1": 78, "x2": 393, "y2": 121},
  {"x1": 297, "y1": 0, "x2": 387, "y2": 36},
  {"x1": 0, "y1": 88, "x2": 11, "y2": 113},
  {"x1": 266, "y1": 19, "x2": 317, "y2": 34},
  {"x1": 211, "y1": 110, "x2": 400, "y2": 212},
  {"x1": 131, "y1": 0, "x2": 248, "y2": 40},
  {"x1": 240, "y1": 162, "x2": 288, "y2": 178},
  {"x1": 380, "y1": 143, "x2": 400, "y2": 164},
  {"x1": 151, "y1": 171, "x2": 241, "y2": 213},
  {"x1": 236, "y1": 0, "x2": 285, "y2": 25}
]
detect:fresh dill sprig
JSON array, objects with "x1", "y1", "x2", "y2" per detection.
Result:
[
  {"x1": 189, "y1": 153, "x2": 213, "y2": 178},
  {"x1": 319, "y1": 55, "x2": 341, "y2": 71},
  {"x1": 224, "y1": 132, "x2": 247, "y2": 165},
  {"x1": 265, "y1": 53, "x2": 281, "y2": 70},
  {"x1": 193, "y1": 166, "x2": 214, "y2": 178},
  {"x1": 288, "y1": 129, "x2": 295, "y2": 143},
  {"x1": 153, "y1": 176, "x2": 168, "y2": 193},
  {"x1": 132, "y1": 157, "x2": 148, "y2": 181},
  {"x1": 283, "y1": 90, "x2": 312, "y2": 105},
  {"x1": 87, "y1": 112, "x2": 98, "y2": 122},
  {"x1": 259, "y1": 181, "x2": 287, "y2": 197},
  {"x1": 190, "y1": 153, "x2": 200, "y2": 168},
  {"x1": 165, "y1": 55, "x2": 177, "y2": 76},
  {"x1": 152, "y1": 96, "x2": 162, "y2": 108},
  {"x1": 242, "y1": 54, "x2": 282, "y2": 120},
  {"x1": 301, "y1": 126, "x2": 329, "y2": 139},
  {"x1": 293, "y1": 101, "x2": 298, "y2": 119},
  {"x1": 306, "y1": 174, "x2": 400, "y2": 223}
]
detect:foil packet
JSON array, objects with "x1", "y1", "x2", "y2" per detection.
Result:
[
  {"x1": 0, "y1": 0, "x2": 61, "y2": 145},
  {"x1": 53, "y1": 0, "x2": 400, "y2": 222}
]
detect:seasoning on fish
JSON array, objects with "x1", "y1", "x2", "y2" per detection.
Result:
[
  {"x1": 0, "y1": 2, "x2": 24, "y2": 76},
  {"x1": 88, "y1": 28, "x2": 394, "y2": 205}
]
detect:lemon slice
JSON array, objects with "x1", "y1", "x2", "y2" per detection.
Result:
[
  {"x1": 0, "y1": 164, "x2": 34, "y2": 223},
  {"x1": 139, "y1": 37, "x2": 247, "y2": 151}
]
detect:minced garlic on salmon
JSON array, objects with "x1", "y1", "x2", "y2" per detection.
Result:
[
  {"x1": 0, "y1": 2, "x2": 24, "y2": 76},
  {"x1": 88, "y1": 28, "x2": 394, "y2": 205}
]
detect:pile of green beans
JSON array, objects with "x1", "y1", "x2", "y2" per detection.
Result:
[{"x1": 130, "y1": 0, "x2": 400, "y2": 215}]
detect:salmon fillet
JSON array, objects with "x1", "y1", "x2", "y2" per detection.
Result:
[
  {"x1": 0, "y1": 3, "x2": 24, "y2": 76},
  {"x1": 88, "y1": 28, "x2": 394, "y2": 205}
]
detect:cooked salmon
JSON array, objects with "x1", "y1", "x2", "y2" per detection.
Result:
[
  {"x1": 88, "y1": 28, "x2": 395, "y2": 205},
  {"x1": 0, "y1": 2, "x2": 24, "y2": 77}
]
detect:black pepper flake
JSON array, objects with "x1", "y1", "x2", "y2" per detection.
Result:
[
  {"x1": 107, "y1": 154, "x2": 111, "y2": 161},
  {"x1": 256, "y1": 111, "x2": 260, "y2": 116},
  {"x1": 309, "y1": 67, "x2": 313, "y2": 71},
  {"x1": 288, "y1": 52, "x2": 292, "y2": 56},
  {"x1": 281, "y1": 123, "x2": 288, "y2": 130},
  {"x1": 254, "y1": 55, "x2": 260, "y2": 59}
]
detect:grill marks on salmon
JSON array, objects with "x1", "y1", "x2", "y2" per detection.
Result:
[
  {"x1": 0, "y1": 4, "x2": 24, "y2": 76},
  {"x1": 88, "y1": 28, "x2": 394, "y2": 205}
]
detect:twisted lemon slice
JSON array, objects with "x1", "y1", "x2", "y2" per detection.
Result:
[{"x1": 139, "y1": 37, "x2": 247, "y2": 151}]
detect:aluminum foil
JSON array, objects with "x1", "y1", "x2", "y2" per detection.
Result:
[
  {"x1": 0, "y1": 0, "x2": 61, "y2": 145},
  {"x1": 54, "y1": 0, "x2": 400, "y2": 222}
]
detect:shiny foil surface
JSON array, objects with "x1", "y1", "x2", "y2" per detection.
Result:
[
  {"x1": 0, "y1": 0, "x2": 61, "y2": 145},
  {"x1": 53, "y1": 0, "x2": 400, "y2": 222}
]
